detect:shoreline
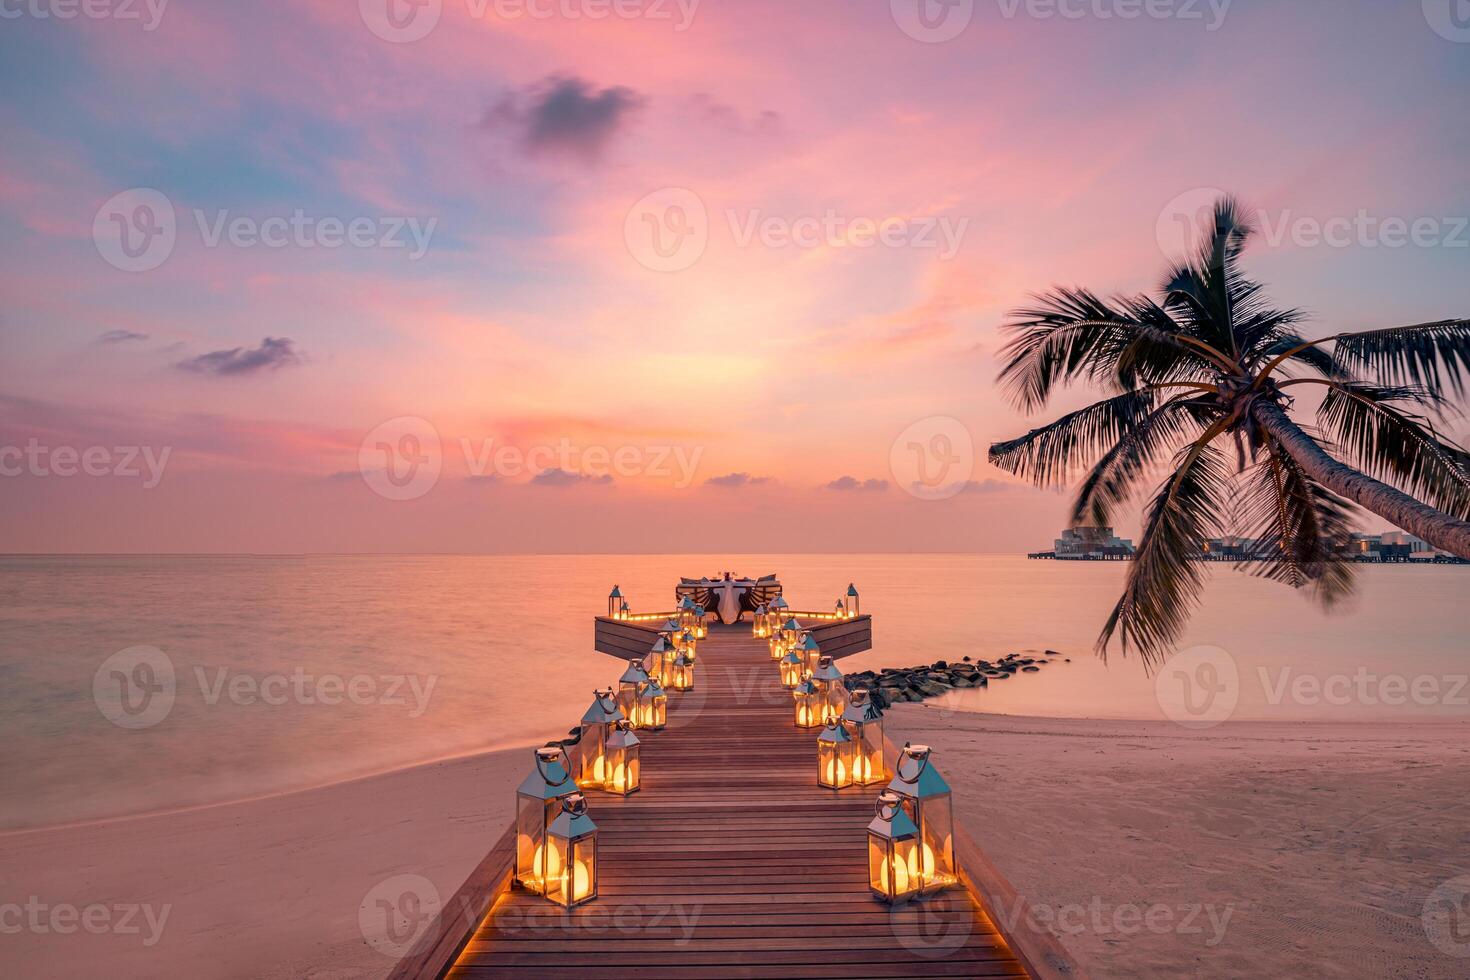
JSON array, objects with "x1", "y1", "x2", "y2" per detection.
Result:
[
  {"x1": 14, "y1": 708, "x2": 1470, "y2": 837},
  {"x1": 6, "y1": 711, "x2": 1470, "y2": 978}
]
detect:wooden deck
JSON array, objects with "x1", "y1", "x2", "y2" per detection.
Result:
[{"x1": 438, "y1": 624, "x2": 1035, "y2": 980}]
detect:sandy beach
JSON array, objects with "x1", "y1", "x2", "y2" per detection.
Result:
[
  {"x1": 5, "y1": 711, "x2": 1470, "y2": 979},
  {"x1": 892, "y1": 706, "x2": 1470, "y2": 979}
]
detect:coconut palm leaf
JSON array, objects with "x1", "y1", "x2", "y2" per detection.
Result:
[
  {"x1": 1314, "y1": 383, "x2": 1470, "y2": 519},
  {"x1": 1097, "y1": 441, "x2": 1232, "y2": 666},
  {"x1": 988, "y1": 389, "x2": 1162, "y2": 488},
  {"x1": 1069, "y1": 396, "x2": 1218, "y2": 528},
  {"x1": 1333, "y1": 319, "x2": 1470, "y2": 396},
  {"x1": 992, "y1": 193, "x2": 1470, "y2": 668},
  {"x1": 1236, "y1": 442, "x2": 1358, "y2": 603}
]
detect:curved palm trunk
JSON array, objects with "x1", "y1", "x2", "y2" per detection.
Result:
[{"x1": 1252, "y1": 401, "x2": 1470, "y2": 558}]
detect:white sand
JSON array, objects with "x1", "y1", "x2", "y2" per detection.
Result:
[
  {"x1": 890, "y1": 706, "x2": 1470, "y2": 979},
  {"x1": 0, "y1": 745, "x2": 528, "y2": 980},
  {"x1": 5, "y1": 714, "x2": 1470, "y2": 979}
]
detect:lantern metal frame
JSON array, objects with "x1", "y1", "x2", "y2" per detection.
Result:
[
  {"x1": 841, "y1": 688, "x2": 886, "y2": 785},
  {"x1": 617, "y1": 658, "x2": 650, "y2": 722},
  {"x1": 792, "y1": 678, "x2": 822, "y2": 729},
  {"x1": 544, "y1": 793, "x2": 598, "y2": 908},
  {"x1": 670, "y1": 651, "x2": 695, "y2": 692},
  {"x1": 575, "y1": 689, "x2": 622, "y2": 789},
  {"x1": 603, "y1": 720, "x2": 641, "y2": 796},
  {"x1": 845, "y1": 583, "x2": 860, "y2": 617},
  {"x1": 867, "y1": 790, "x2": 922, "y2": 904},
  {"x1": 811, "y1": 655, "x2": 846, "y2": 725},
  {"x1": 887, "y1": 742, "x2": 957, "y2": 894},
  {"x1": 635, "y1": 677, "x2": 667, "y2": 730},
  {"x1": 798, "y1": 632, "x2": 823, "y2": 679},
  {"x1": 515, "y1": 745, "x2": 577, "y2": 894},
  {"x1": 778, "y1": 648, "x2": 804, "y2": 689},
  {"x1": 816, "y1": 721, "x2": 856, "y2": 790},
  {"x1": 607, "y1": 585, "x2": 623, "y2": 618}
]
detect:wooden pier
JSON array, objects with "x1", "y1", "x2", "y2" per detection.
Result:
[{"x1": 390, "y1": 602, "x2": 1081, "y2": 980}]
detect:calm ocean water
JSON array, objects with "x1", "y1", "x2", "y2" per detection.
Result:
[{"x1": 1, "y1": 554, "x2": 1465, "y2": 830}]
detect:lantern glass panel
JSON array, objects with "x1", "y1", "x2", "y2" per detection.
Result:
[
  {"x1": 854, "y1": 722, "x2": 885, "y2": 784},
  {"x1": 545, "y1": 833, "x2": 597, "y2": 908},
  {"x1": 793, "y1": 684, "x2": 820, "y2": 729},
  {"x1": 515, "y1": 793, "x2": 552, "y2": 892},
  {"x1": 817, "y1": 732, "x2": 855, "y2": 789},
  {"x1": 605, "y1": 728, "x2": 641, "y2": 796},
  {"x1": 779, "y1": 653, "x2": 803, "y2": 689},
  {"x1": 916, "y1": 794, "x2": 957, "y2": 891},
  {"x1": 868, "y1": 834, "x2": 920, "y2": 902}
]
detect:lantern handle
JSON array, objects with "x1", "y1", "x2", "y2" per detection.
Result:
[
  {"x1": 562, "y1": 793, "x2": 589, "y2": 816},
  {"x1": 895, "y1": 741, "x2": 931, "y2": 783},
  {"x1": 874, "y1": 792, "x2": 901, "y2": 821},
  {"x1": 536, "y1": 745, "x2": 571, "y2": 785}
]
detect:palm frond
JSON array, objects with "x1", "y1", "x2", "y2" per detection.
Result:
[
  {"x1": 1333, "y1": 319, "x2": 1470, "y2": 397},
  {"x1": 987, "y1": 390, "x2": 1162, "y2": 488},
  {"x1": 1251, "y1": 332, "x2": 1353, "y2": 380},
  {"x1": 1070, "y1": 396, "x2": 1219, "y2": 527},
  {"x1": 1235, "y1": 442, "x2": 1358, "y2": 605},
  {"x1": 996, "y1": 288, "x2": 1223, "y2": 411},
  {"x1": 1316, "y1": 382, "x2": 1470, "y2": 519},
  {"x1": 1097, "y1": 440, "x2": 1232, "y2": 667}
]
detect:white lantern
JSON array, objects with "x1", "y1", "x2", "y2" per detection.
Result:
[
  {"x1": 604, "y1": 720, "x2": 641, "y2": 796},
  {"x1": 811, "y1": 655, "x2": 846, "y2": 725},
  {"x1": 575, "y1": 689, "x2": 622, "y2": 789},
  {"x1": 515, "y1": 746, "x2": 577, "y2": 894},
  {"x1": 816, "y1": 721, "x2": 855, "y2": 790},
  {"x1": 887, "y1": 743, "x2": 957, "y2": 894},
  {"x1": 617, "y1": 658, "x2": 650, "y2": 721},
  {"x1": 543, "y1": 793, "x2": 598, "y2": 908},
  {"x1": 842, "y1": 688, "x2": 886, "y2": 785}
]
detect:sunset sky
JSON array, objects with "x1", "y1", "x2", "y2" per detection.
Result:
[{"x1": 2, "y1": 0, "x2": 1468, "y2": 553}]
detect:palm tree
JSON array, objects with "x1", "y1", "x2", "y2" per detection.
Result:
[{"x1": 988, "y1": 197, "x2": 1470, "y2": 667}]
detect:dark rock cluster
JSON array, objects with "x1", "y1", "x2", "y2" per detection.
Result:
[{"x1": 843, "y1": 650, "x2": 1066, "y2": 709}]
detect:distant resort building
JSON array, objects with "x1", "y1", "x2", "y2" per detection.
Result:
[
  {"x1": 1048, "y1": 526, "x2": 1136, "y2": 560},
  {"x1": 1031, "y1": 528, "x2": 1463, "y2": 563}
]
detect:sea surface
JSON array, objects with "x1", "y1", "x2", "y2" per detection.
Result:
[{"x1": 1, "y1": 554, "x2": 1465, "y2": 830}]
